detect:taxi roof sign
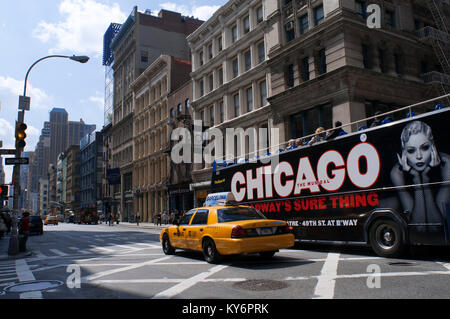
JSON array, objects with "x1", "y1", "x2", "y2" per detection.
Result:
[{"x1": 204, "y1": 192, "x2": 237, "y2": 207}]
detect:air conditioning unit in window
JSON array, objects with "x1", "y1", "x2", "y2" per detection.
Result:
[{"x1": 285, "y1": 21, "x2": 294, "y2": 31}]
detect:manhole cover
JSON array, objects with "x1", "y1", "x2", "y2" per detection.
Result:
[
  {"x1": 233, "y1": 279, "x2": 288, "y2": 291},
  {"x1": 389, "y1": 262, "x2": 416, "y2": 266},
  {"x1": 4, "y1": 280, "x2": 63, "y2": 293}
]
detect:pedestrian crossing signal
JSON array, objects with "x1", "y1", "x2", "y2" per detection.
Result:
[{"x1": 0, "y1": 185, "x2": 8, "y2": 197}]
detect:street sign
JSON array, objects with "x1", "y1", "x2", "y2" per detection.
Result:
[
  {"x1": 5, "y1": 158, "x2": 29, "y2": 165},
  {"x1": 0, "y1": 149, "x2": 17, "y2": 155},
  {"x1": 19, "y1": 96, "x2": 30, "y2": 111}
]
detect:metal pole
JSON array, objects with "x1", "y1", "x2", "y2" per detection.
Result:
[{"x1": 8, "y1": 54, "x2": 88, "y2": 255}]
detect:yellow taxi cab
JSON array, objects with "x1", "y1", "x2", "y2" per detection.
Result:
[
  {"x1": 160, "y1": 193, "x2": 295, "y2": 263},
  {"x1": 44, "y1": 216, "x2": 59, "y2": 225}
]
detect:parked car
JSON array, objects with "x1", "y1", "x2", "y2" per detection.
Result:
[
  {"x1": 44, "y1": 216, "x2": 59, "y2": 225},
  {"x1": 30, "y1": 215, "x2": 44, "y2": 235}
]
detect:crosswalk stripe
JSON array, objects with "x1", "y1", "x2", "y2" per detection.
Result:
[
  {"x1": 89, "y1": 245, "x2": 115, "y2": 253},
  {"x1": 69, "y1": 247, "x2": 90, "y2": 255},
  {"x1": 49, "y1": 249, "x2": 68, "y2": 256}
]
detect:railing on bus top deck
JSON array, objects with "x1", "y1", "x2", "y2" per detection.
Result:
[{"x1": 213, "y1": 93, "x2": 450, "y2": 169}]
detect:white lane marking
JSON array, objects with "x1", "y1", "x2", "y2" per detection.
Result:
[
  {"x1": 49, "y1": 249, "x2": 68, "y2": 257},
  {"x1": 69, "y1": 247, "x2": 90, "y2": 255},
  {"x1": 133, "y1": 243, "x2": 161, "y2": 249},
  {"x1": 88, "y1": 245, "x2": 115, "y2": 253},
  {"x1": 33, "y1": 251, "x2": 48, "y2": 259},
  {"x1": 15, "y1": 259, "x2": 42, "y2": 299},
  {"x1": 313, "y1": 253, "x2": 340, "y2": 299},
  {"x1": 82, "y1": 256, "x2": 172, "y2": 281},
  {"x1": 436, "y1": 262, "x2": 450, "y2": 271},
  {"x1": 152, "y1": 264, "x2": 228, "y2": 299}
]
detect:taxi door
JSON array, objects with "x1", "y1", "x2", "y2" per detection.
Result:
[
  {"x1": 186, "y1": 209, "x2": 209, "y2": 251},
  {"x1": 171, "y1": 209, "x2": 196, "y2": 249}
]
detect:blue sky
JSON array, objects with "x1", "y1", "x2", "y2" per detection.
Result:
[{"x1": 0, "y1": 0, "x2": 226, "y2": 182}]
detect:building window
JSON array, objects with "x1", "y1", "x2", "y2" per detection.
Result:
[
  {"x1": 378, "y1": 49, "x2": 387, "y2": 73},
  {"x1": 232, "y1": 25, "x2": 238, "y2": 43},
  {"x1": 314, "y1": 5, "x2": 324, "y2": 26},
  {"x1": 286, "y1": 64, "x2": 294, "y2": 88},
  {"x1": 355, "y1": 0, "x2": 367, "y2": 19},
  {"x1": 185, "y1": 99, "x2": 190, "y2": 112},
  {"x1": 256, "y1": 6, "x2": 263, "y2": 23},
  {"x1": 285, "y1": 21, "x2": 295, "y2": 42},
  {"x1": 299, "y1": 14, "x2": 309, "y2": 34},
  {"x1": 209, "y1": 73, "x2": 214, "y2": 92},
  {"x1": 178, "y1": 103, "x2": 183, "y2": 115},
  {"x1": 208, "y1": 43, "x2": 213, "y2": 60},
  {"x1": 244, "y1": 50, "x2": 251, "y2": 71},
  {"x1": 246, "y1": 87, "x2": 253, "y2": 112},
  {"x1": 232, "y1": 57, "x2": 239, "y2": 78},
  {"x1": 243, "y1": 15, "x2": 250, "y2": 34},
  {"x1": 385, "y1": 9, "x2": 396, "y2": 28},
  {"x1": 257, "y1": 42, "x2": 265, "y2": 63},
  {"x1": 219, "y1": 100, "x2": 224, "y2": 122},
  {"x1": 218, "y1": 68, "x2": 223, "y2": 86},
  {"x1": 316, "y1": 49, "x2": 327, "y2": 75},
  {"x1": 301, "y1": 56, "x2": 310, "y2": 81},
  {"x1": 199, "y1": 51, "x2": 204, "y2": 66},
  {"x1": 290, "y1": 104, "x2": 332, "y2": 138},
  {"x1": 141, "y1": 51, "x2": 148, "y2": 63},
  {"x1": 170, "y1": 108, "x2": 175, "y2": 118},
  {"x1": 210, "y1": 106, "x2": 215, "y2": 125},
  {"x1": 259, "y1": 80, "x2": 267, "y2": 106},
  {"x1": 234, "y1": 93, "x2": 240, "y2": 117},
  {"x1": 199, "y1": 79, "x2": 204, "y2": 96},
  {"x1": 217, "y1": 36, "x2": 223, "y2": 52},
  {"x1": 362, "y1": 44, "x2": 370, "y2": 69}
]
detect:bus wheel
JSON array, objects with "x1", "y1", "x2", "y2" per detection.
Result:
[{"x1": 369, "y1": 219, "x2": 405, "y2": 258}]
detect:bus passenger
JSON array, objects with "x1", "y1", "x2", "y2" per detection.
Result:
[{"x1": 308, "y1": 127, "x2": 326, "y2": 146}]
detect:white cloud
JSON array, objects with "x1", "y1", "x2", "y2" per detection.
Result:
[
  {"x1": 159, "y1": 2, "x2": 221, "y2": 21},
  {"x1": 0, "y1": 76, "x2": 51, "y2": 111},
  {"x1": 89, "y1": 95, "x2": 104, "y2": 110},
  {"x1": 33, "y1": 0, "x2": 127, "y2": 55}
]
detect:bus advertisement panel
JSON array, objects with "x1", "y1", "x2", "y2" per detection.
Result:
[{"x1": 211, "y1": 108, "x2": 450, "y2": 256}]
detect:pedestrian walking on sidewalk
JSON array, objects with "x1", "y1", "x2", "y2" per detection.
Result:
[
  {"x1": 18, "y1": 212, "x2": 30, "y2": 252},
  {"x1": 162, "y1": 211, "x2": 168, "y2": 225},
  {"x1": 156, "y1": 213, "x2": 162, "y2": 226},
  {"x1": 136, "y1": 212, "x2": 140, "y2": 226}
]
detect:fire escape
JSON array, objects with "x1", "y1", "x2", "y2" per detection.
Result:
[{"x1": 417, "y1": 0, "x2": 450, "y2": 103}]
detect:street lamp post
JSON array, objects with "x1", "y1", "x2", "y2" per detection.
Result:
[{"x1": 8, "y1": 55, "x2": 89, "y2": 256}]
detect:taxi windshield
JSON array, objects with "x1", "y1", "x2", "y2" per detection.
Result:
[{"x1": 217, "y1": 207, "x2": 266, "y2": 223}]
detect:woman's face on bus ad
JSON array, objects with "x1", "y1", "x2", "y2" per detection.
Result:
[{"x1": 404, "y1": 132, "x2": 432, "y2": 172}]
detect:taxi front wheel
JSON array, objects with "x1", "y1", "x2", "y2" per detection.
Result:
[
  {"x1": 162, "y1": 234, "x2": 175, "y2": 255},
  {"x1": 202, "y1": 238, "x2": 222, "y2": 264}
]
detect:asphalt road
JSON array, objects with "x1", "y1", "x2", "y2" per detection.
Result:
[{"x1": 0, "y1": 223, "x2": 449, "y2": 300}]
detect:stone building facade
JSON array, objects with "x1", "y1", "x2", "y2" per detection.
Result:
[
  {"x1": 131, "y1": 55, "x2": 192, "y2": 222},
  {"x1": 187, "y1": 0, "x2": 446, "y2": 206}
]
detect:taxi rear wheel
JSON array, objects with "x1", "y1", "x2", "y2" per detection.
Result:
[
  {"x1": 202, "y1": 238, "x2": 222, "y2": 264},
  {"x1": 162, "y1": 234, "x2": 175, "y2": 255}
]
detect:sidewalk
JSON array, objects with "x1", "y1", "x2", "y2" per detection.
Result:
[
  {"x1": 0, "y1": 234, "x2": 33, "y2": 261},
  {"x1": 98, "y1": 221, "x2": 168, "y2": 230}
]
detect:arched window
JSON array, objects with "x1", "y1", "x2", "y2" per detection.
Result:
[
  {"x1": 185, "y1": 99, "x2": 190, "y2": 112},
  {"x1": 178, "y1": 103, "x2": 183, "y2": 115}
]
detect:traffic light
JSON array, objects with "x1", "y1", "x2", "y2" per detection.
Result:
[
  {"x1": 16, "y1": 122, "x2": 27, "y2": 150},
  {"x1": 0, "y1": 185, "x2": 8, "y2": 197}
]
